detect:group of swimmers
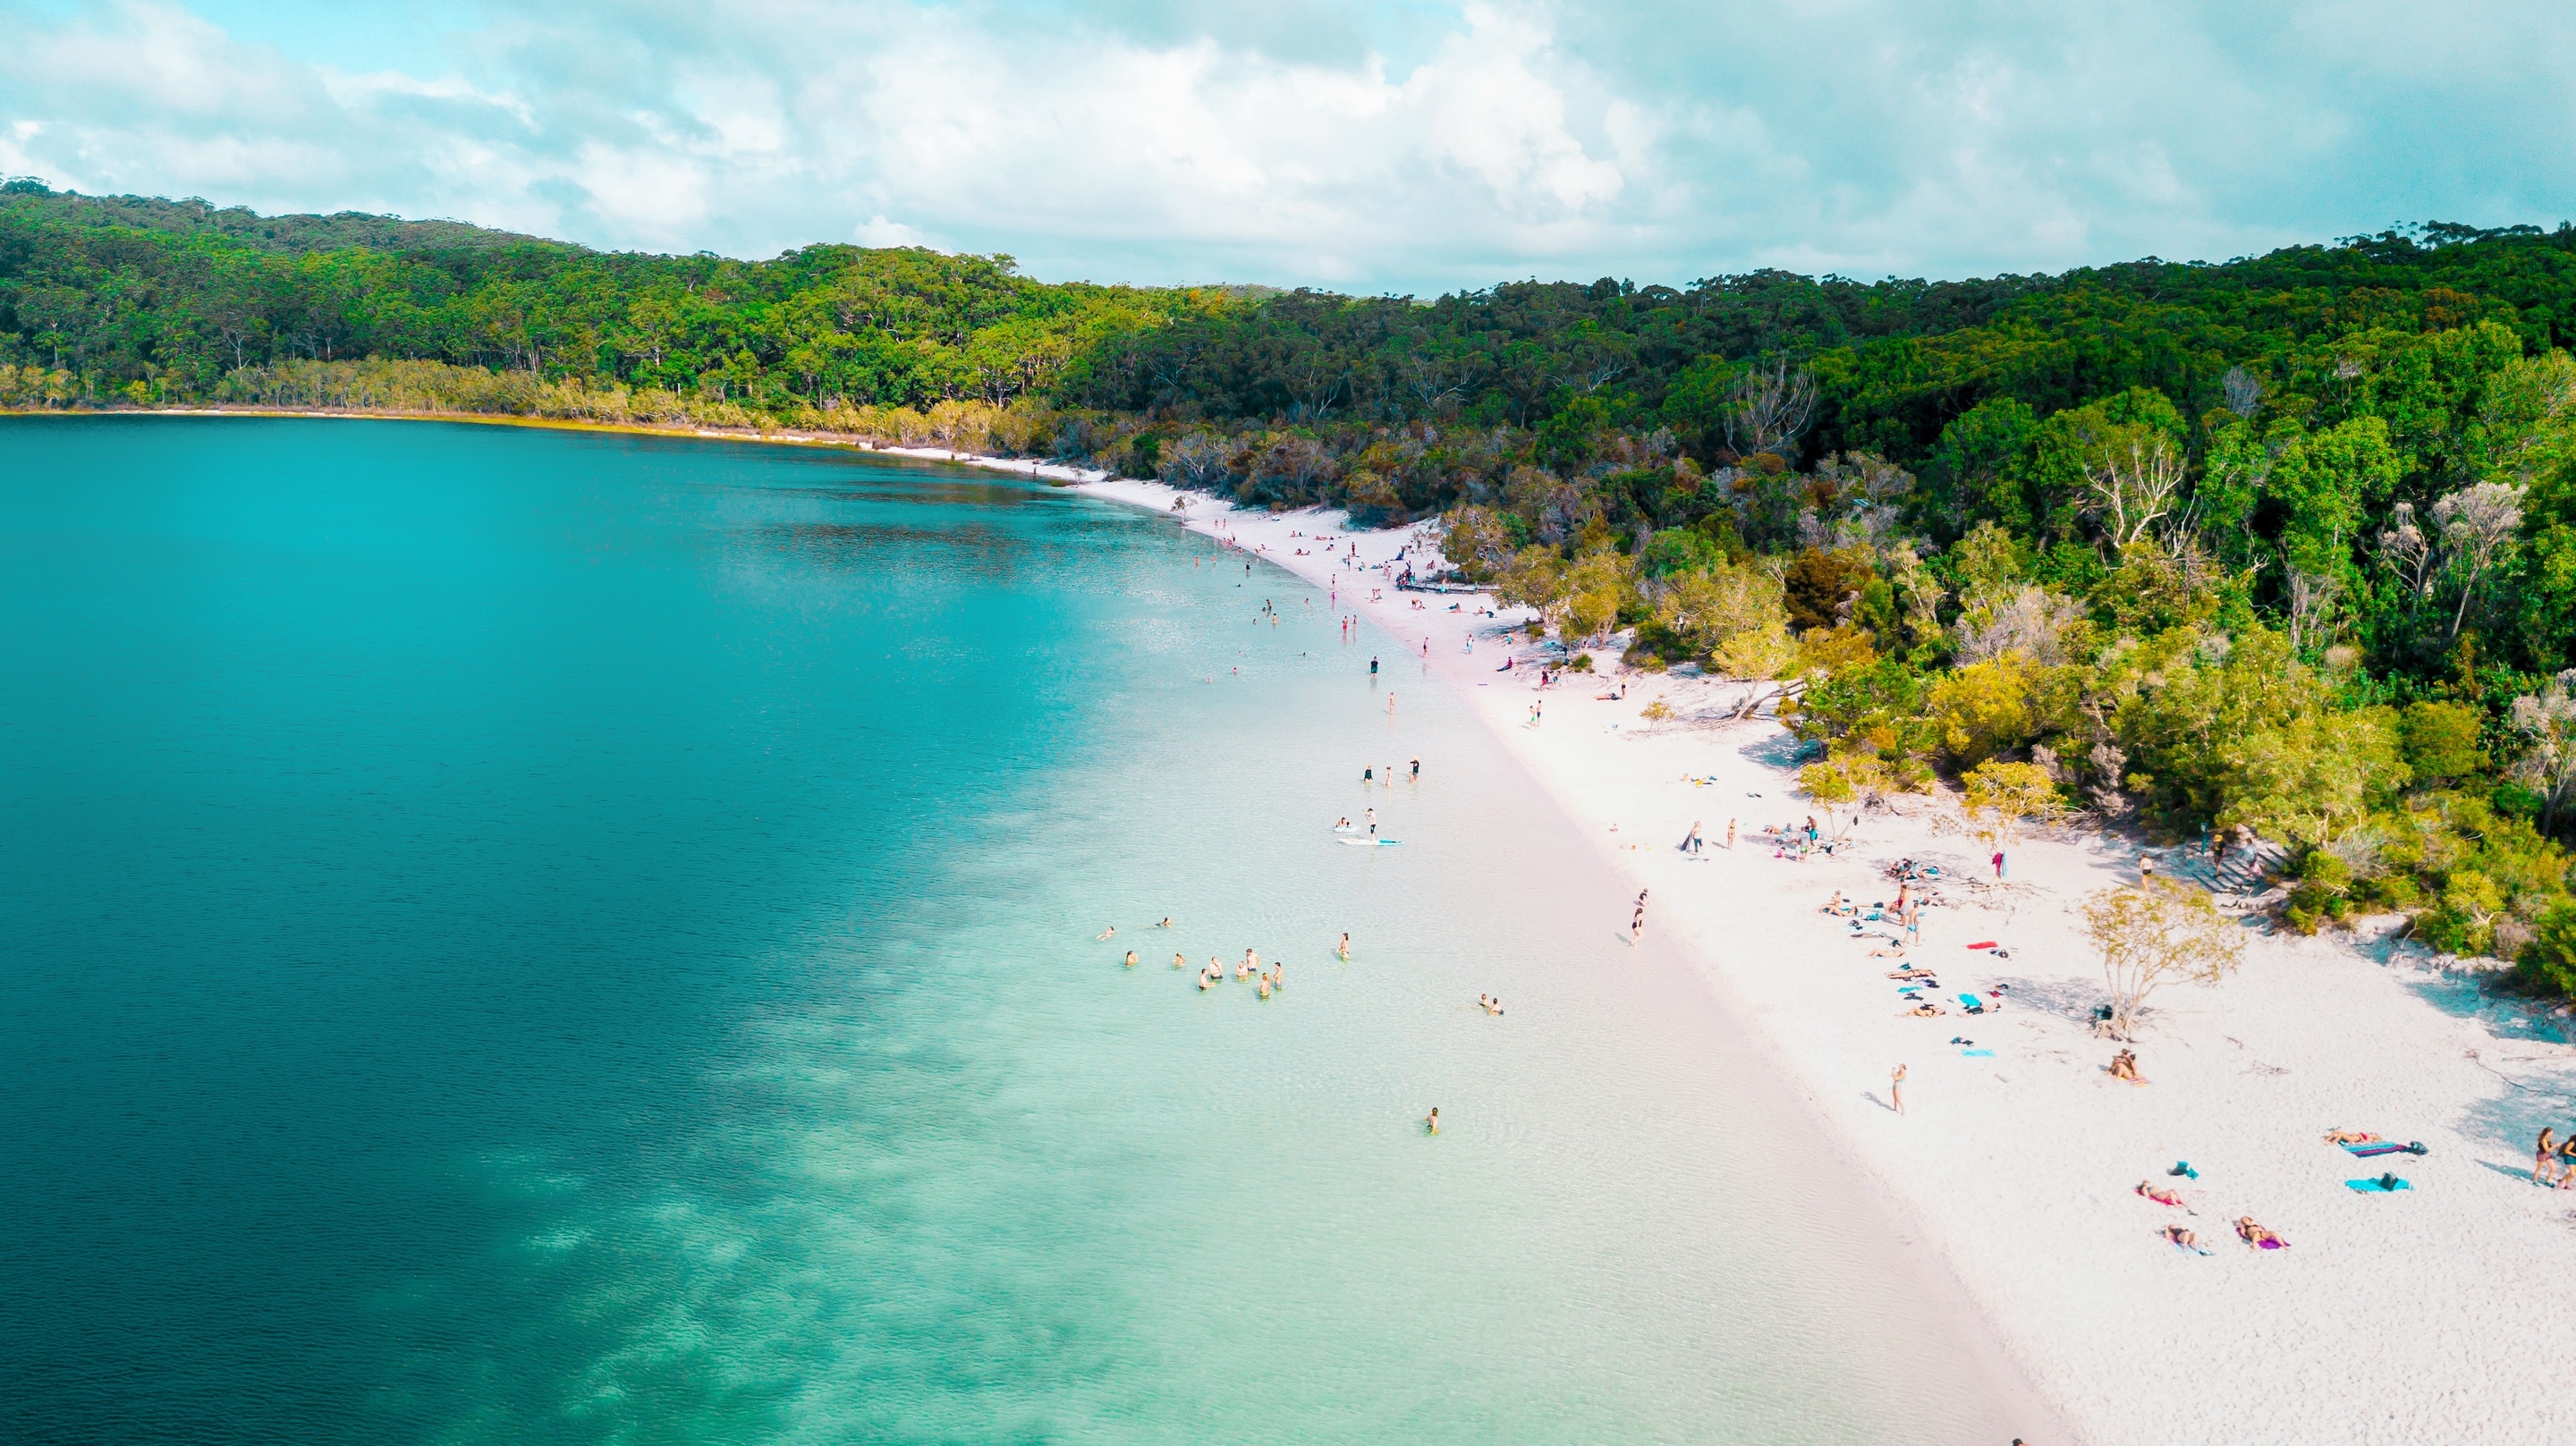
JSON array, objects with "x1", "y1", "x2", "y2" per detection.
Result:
[{"x1": 1189, "y1": 946, "x2": 1286, "y2": 998}]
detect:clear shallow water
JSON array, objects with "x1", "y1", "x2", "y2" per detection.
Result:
[{"x1": 1, "y1": 418, "x2": 2038, "y2": 1444}]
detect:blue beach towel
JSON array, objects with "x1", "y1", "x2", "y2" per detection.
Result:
[
  {"x1": 1957, "y1": 993, "x2": 1987, "y2": 1012},
  {"x1": 2343, "y1": 1141, "x2": 2426, "y2": 1159},
  {"x1": 1960, "y1": 1048, "x2": 1995, "y2": 1057},
  {"x1": 2345, "y1": 1177, "x2": 2412, "y2": 1193}
]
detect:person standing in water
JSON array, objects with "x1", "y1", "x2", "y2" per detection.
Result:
[
  {"x1": 1425, "y1": 1107, "x2": 1440, "y2": 1135},
  {"x1": 1123, "y1": 951, "x2": 1137, "y2": 968},
  {"x1": 1369, "y1": 656, "x2": 1379, "y2": 676},
  {"x1": 1410, "y1": 757, "x2": 1420, "y2": 781},
  {"x1": 1337, "y1": 933, "x2": 1352, "y2": 960},
  {"x1": 1366, "y1": 808, "x2": 1377, "y2": 838}
]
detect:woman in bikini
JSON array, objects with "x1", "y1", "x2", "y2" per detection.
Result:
[
  {"x1": 2538, "y1": 1127, "x2": 2560, "y2": 1186},
  {"x1": 2136, "y1": 1181, "x2": 2193, "y2": 1212},
  {"x1": 2235, "y1": 1217, "x2": 2287, "y2": 1248},
  {"x1": 2326, "y1": 1129, "x2": 2384, "y2": 1146}
]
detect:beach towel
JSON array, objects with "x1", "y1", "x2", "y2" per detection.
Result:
[
  {"x1": 1958, "y1": 994, "x2": 1987, "y2": 1013},
  {"x1": 1960, "y1": 1048, "x2": 1995, "y2": 1057},
  {"x1": 2345, "y1": 1177, "x2": 2412, "y2": 1193},
  {"x1": 2256, "y1": 1238, "x2": 2290, "y2": 1249},
  {"x1": 2343, "y1": 1141, "x2": 2427, "y2": 1158},
  {"x1": 1965, "y1": 940, "x2": 1998, "y2": 951}
]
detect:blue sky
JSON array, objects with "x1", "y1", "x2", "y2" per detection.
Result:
[{"x1": 3, "y1": 0, "x2": 2571, "y2": 292}]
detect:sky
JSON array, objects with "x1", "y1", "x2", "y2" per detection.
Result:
[{"x1": 1, "y1": 0, "x2": 2571, "y2": 293}]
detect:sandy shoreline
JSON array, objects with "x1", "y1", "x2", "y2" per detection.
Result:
[{"x1": 1075, "y1": 478, "x2": 2576, "y2": 1446}]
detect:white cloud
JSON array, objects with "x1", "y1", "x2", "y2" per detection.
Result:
[{"x1": 0, "y1": 0, "x2": 2570, "y2": 291}]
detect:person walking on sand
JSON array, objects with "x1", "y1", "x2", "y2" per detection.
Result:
[
  {"x1": 2539, "y1": 1127, "x2": 2561, "y2": 1186},
  {"x1": 1681, "y1": 820, "x2": 1702, "y2": 854},
  {"x1": 1890, "y1": 1064, "x2": 1907, "y2": 1114},
  {"x1": 1631, "y1": 889, "x2": 1648, "y2": 944},
  {"x1": 1992, "y1": 849, "x2": 2006, "y2": 881},
  {"x1": 1726, "y1": 817, "x2": 1737, "y2": 850}
]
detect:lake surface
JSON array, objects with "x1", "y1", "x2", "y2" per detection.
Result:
[{"x1": 0, "y1": 417, "x2": 2037, "y2": 1444}]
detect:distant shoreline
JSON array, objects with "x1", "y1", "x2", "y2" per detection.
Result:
[{"x1": 0, "y1": 404, "x2": 1118, "y2": 484}]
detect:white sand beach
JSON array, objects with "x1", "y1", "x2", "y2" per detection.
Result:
[{"x1": 1074, "y1": 477, "x2": 2576, "y2": 1446}]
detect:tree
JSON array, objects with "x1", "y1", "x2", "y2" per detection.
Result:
[
  {"x1": 2399, "y1": 699, "x2": 2487, "y2": 787},
  {"x1": 1959, "y1": 759, "x2": 2064, "y2": 849},
  {"x1": 2509, "y1": 670, "x2": 2576, "y2": 827},
  {"x1": 2216, "y1": 706, "x2": 2408, "y2": 849},
  {"x1": 2087, "y1": 878, "x2": 2246, "y2": 1039},
  {"x1": 1724, "y1": 358, "x2": 1816, "y2": 457}
]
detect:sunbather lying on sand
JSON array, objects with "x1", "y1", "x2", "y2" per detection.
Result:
[
  {"x1": 1903, "y1": 1001, "x2": 1946, "y2": 1018},
  {"x1": 2235, "y1": 1217, "x2": 2288, "y2": 1249},
  {"x1": 2161, "y1": 1224, "x2": 2207, "y2": 1253},
  {"x1": 1886, "y1": 968, "x2": 1935, "y2": 979},
  {"x1": 1868, "y1": 944, "x2": 1909, "y2": 959},
  {"x1": 2136, "y1": 1182, "x2": 2194, "y2": 1212},
  {"x1": 2322, "y1": 1129, "x2": 2383, "y2": 1146}
]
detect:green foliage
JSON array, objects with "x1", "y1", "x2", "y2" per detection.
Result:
[{"x1": 2400, "y1": 700, "x2": 2488, "y2": 785}]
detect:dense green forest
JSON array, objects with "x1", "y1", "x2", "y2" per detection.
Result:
[{"x1": 13, "y1": 176, "x2": 2576, "y2": 982}]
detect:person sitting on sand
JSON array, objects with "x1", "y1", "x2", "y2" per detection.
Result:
[
  {"x1": 2324, "y1": 1128, "x2": 2384, "y2": 1146},
  {"x1": 2108, "y1": 1049, "x2": 2148, "y2": 1084},
  {"x1": 2235, "y1": 1217, "x2": 2287, "y2": 1249},
  {"x1": 2136, "y1": 1182, "x2": 2193, "y2": 1213},
  {"x1": 1819, "y1": 890, "x2": 1850, "y2": 916}
]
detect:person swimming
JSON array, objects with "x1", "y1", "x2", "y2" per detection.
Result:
[
  {"x1": 1096, "y1": 926, "x2": 1116, "y2": 941},
  {"x1": 1157, "y1": 917, "x2": 1174, "y2": 928}
]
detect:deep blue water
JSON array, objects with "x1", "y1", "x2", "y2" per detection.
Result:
[{"x1": 0, "y1": 418, "x2": 2034, "y2": 1444}]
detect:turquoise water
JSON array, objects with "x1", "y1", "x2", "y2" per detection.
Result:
[{"x1": 0, "y1": 418, "x2": 2039, "y2": 1444}]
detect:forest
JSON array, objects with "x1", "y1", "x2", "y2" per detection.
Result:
[{"x1": 11, "y1": 176, "x2": 2576, "y2": 985}]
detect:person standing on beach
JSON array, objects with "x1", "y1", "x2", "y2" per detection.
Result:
[
  {"x1": 1681, "y1": 821, "x2": 1703, "y2": 854},
  {"x1": 1726, "y1": 818, "x2": 1737, "y2": 850},
  {"x1": 1891, "y1": 1064, "x2": 1907, "y2": 1115},
  {"x1": 2539, "y1": 1128, "x2": 2561, "y2": 1186},
  {"x1": 1631, "y1": 889, "x2": 1648, "y2": 944},
  {"x1": 1992, "y1": 849, "x2": 2006, "y2": 881}
]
